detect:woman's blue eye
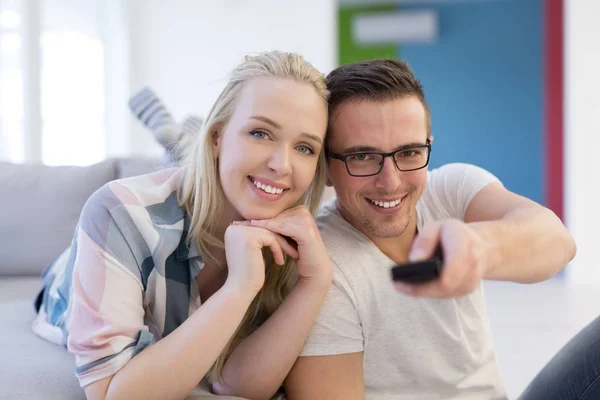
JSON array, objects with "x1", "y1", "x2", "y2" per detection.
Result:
[
  {"x1": 296, "y1": 145, "x2": 315, "y2": 155},
  {"x1": 250, "y1": 130, "x2": 269, "y2": 139}
]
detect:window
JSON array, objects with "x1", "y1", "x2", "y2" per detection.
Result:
[
  {"x1": 0, "y1": 0, "x2": 106, "y2": 166},
  {"x1": 0, "y1": 0, "x2": 24, "y2": 163}
]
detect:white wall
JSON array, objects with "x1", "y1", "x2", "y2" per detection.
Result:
[
  {"x1": 109, "y1": 0, "x2": 336, "y2": 158},
  {"x1": 564, "y1": 0, "x2": 600, "y2": 284}
]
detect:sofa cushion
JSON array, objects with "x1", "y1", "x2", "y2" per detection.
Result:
[
  {"x1": 0, "y1": 300, "x2": 85, "y2": 399},
  {"x1": 0, "y1": 159, "x2": 117, "y2": 276},
  {"x1": 0, "y1": 300, "x2": 248, "y2": 399},
  {"x1": 0, "y1": 276, "x2": 41, "y2": 302},
  {"x1": 116, "y1": 157, "x2": 166, "y2": 180}
]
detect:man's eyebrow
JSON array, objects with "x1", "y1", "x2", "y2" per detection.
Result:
[
  {"x1": 340, "y1": 142, "x2": 428, "y2": 154},
  {"x1": 341, "y1": 145, "x2": 378, "y2": 153},
  {"x1": 251, "y1": 115, "x2": 323, "y2": 144}
]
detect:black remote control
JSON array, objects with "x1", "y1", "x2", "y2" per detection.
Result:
[{"x1": 391, "y1": 246, "x2": 444, "y2": 283}]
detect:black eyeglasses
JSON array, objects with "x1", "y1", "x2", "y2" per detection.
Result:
[{"x1": 327, "y1": 139, "x2": 431, "y2": 177}]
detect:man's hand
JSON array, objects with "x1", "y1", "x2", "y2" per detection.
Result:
[{"x1": 394, "y1": 219, "x2": 489, "y2": 298}]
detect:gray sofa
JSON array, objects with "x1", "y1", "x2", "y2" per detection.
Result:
[{"x1": 0, "y1": 158, "x2": 244, "y2": 399}]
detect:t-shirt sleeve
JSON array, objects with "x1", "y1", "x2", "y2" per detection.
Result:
[
  {"x1": 427, "y1": 163, "x2": 503, "y2": 220},
  {"x1": 66, "y1": 184, "x2": 153, "y2": 388},
  {"x1": 300, "y1": 263, "x2": 364, "y2": 356}
]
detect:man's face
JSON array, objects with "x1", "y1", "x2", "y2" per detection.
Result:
[{"x1": 326, "y1": 97, "x2": 429, "y2": 241}]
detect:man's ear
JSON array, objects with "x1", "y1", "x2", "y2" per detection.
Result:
[{"x1": 429, "y1": 135, "x2": 434, "y2": 143}]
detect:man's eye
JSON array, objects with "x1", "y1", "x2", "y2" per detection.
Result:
[{"x1": 348, "y1": 154, "x2": 371, "y2": 162}]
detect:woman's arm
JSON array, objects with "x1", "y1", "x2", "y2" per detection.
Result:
[
  {"x1": 215, "y1": 206, "x2": 333, "y2": 399},
  {"x1": 87, "y1": 283, "x2": 256, "y2": 400},
  {"x1": 73, "y1": 187, "x2": 278, "y2": 400},
  {"x1": 84, "y1": 218, "x2": 298, "y2": 400},
  {"x1": 214, "y1": 279, "x2": 330, "y2": 399}
]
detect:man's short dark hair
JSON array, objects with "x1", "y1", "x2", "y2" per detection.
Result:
[{"x1": 326, "y1": 59, "x2": 431, "y2": 136}]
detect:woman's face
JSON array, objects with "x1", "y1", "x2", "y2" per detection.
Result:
[{"x1": 214, "y1": 76, "x2": 327, "y2": 221}]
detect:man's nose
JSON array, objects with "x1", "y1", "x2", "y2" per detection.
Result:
[{"x1": 373, "y1": 156, "x2": 401, "y2": 190}]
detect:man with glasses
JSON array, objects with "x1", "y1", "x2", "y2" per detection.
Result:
[
  {"x1": 284, "y1": 59, "x2": 578, "y2": 399},
  {"x1": 327, "y1": 139, "x2": 432, "y2": 178}
]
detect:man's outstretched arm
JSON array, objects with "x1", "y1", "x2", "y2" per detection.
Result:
[
  {"x1": 398, "y1": 182, "x2": 577, "y2": 298},
  {"x1": 465, "y1": 182, "x2": 576, "y2": 283}
]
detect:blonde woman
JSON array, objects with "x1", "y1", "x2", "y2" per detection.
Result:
[{"x1": 33, "y1": 51, "x2": 333, "y2": 400}]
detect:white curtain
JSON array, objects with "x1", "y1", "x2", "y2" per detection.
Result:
[
  {"x1": 0, "y1": 0, "x2": 129, "y2": 166},
  {"x1": 0, "y1": 0, "x2": 24, "y2": 163}
]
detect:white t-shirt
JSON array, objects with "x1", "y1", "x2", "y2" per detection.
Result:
[{"x1": 301, "y1": 163, "x2": 508, "y2": 400}]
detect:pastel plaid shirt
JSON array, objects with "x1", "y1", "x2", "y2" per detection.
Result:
[{"x1": 33, "y1": 167, "x2": 205, "y2": 387}]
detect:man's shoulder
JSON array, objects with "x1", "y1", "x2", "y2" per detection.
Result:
[
  {"x1": 418, "y1": 163, "x2": 501, "y2": 223},
  {"x1": 425, "y1": 162, "x2": 500, "y2": 188},
  {"x1": 426, "y1": 162, "x2": 476, "y2": 182},
  {"x1": 315, "y1": 198, "x2": 339, "y2": 227},
  {"x1": 315, "y1": 200, "x2": 384, "y2": 283},
  {"x1": 316, "y1": 200, "x2": 370, "y2": 251}
]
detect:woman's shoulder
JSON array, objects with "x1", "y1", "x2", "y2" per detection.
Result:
[
  {"x1": 80, "y1": 167, "x2": 187, "y2": 237},
  {"x1": 107, "y1": 167, "x2": 184, "y2": 206},
  {"x1": 85, "y1": 167, "x2": 183, "y2": 212}
]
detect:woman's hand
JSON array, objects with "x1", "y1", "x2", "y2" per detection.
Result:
[
  {"x1": 223, "y1": 224, "x2": 300, "y2": 295},
  {"x1": 235, "y1": 206, "x2": 333, "y2": 289}
]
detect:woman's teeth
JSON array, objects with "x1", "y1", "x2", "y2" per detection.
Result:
[
  {"x1": 252, "y1": 180, "x2": 284, "y2": 195},
  {"x1": 370, "y1": 198, "x2": 402, "y2": 208}
]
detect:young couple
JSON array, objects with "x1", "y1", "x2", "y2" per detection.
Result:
[{"x1": 34, "y1": 50, "x2": 595, "y2": 400}]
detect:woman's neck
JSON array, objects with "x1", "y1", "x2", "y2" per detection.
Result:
[
  {"x1": 198, "y1": 207, "x2": 236, "y2": 278},
  {"x1": 213, "y1": 201, "x2": 243, "y2": 243}
]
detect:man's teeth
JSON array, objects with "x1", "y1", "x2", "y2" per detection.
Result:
[
  {"x1": 370, "y1": 198, "x2": 402, "y2": 208},
  {"x1": 252, "y1": 180, "x2": 284, "y2": 195}
]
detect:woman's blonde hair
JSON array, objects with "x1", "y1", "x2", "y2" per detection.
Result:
[{"x1": 176, "y1": 50, "x2": 329, "y2": 383}]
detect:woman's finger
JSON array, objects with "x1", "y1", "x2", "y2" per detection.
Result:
[
  {"x1": 249, "y1": 217, "x2": 314, "y2": 246},
  {"x1": 272, "y1": 232, "x2": 299, "y2": 260},
  {"x1": 250, "y1": 227, "x2": 300, "y2": 263},
  {"x1": 260, "y1": 233, "x2": 285, "y2": 265},
  {"x1": 231, "y1": 220, "x2": 252, "y2": 226}
]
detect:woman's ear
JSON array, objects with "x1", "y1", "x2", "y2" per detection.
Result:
[{"x1": 211, "y1": 130, "x2": 220, "y2": 155}]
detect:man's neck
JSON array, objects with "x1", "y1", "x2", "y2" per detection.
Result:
[
  {"x1": 369, "y1": 220, "x2": 417, "y2": 265},
  {"x1": 336, "y1": 202, "x2": 418, "y2": 265}
]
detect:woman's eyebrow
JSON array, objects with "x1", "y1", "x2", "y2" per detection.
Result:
[{"x1": 251, "y1": 115, "x2": 322, "y2": 144}]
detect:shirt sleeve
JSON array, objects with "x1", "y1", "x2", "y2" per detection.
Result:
[
  {"x1": 428, "y1": 163, "x2": 503, "y2": 220},
  {"x1": 300, "y1": 264, "x2": 364, "y2": 356},
  {"x1": 66, "y1": 184, "x2": 154, "y2": 388}
]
